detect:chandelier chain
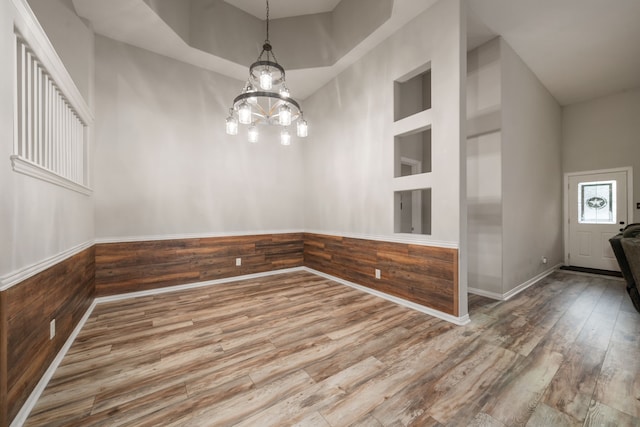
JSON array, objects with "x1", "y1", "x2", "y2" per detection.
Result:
[
  {"x1": 225, "y1": 0, "x2": 308, "y2": 143},
  {"x1": 265, "y1": 0, "x2": 270, "y2": 42}
]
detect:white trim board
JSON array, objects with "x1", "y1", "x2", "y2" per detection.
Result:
[
  {"x1": 302, "y1": 230, "x2": 459, "y2": 249},
  {"x1": 11, "y1": 156, "x2": 93, "y2": 196},
  {"x1": 95, "y1": 267, "x2": 306, "y2": 303},
  {"x1": 3, "y1": 229, "x2": 457, "y2": 295},
  {"x1": 11, "y1": 0, "x2": 93, "y2": 123},
  {"x1": 468, "y1": 264, "x2": 561, "y2": 301},
  {"x1": 303, "y1": 267, "x2": 470, "y2": 325},
  {"x1": 0, "y1": 240, "x2": 94, "y2": 291},
  {"x1": 96, "y1": 229, "x2": 459, "y2": 249},
  {"x1": 9, "y1": 299, "x2": 97, "y2": 427},
  {"x1": 94, "y1": 229, "x2": 305, "y2": 244}
]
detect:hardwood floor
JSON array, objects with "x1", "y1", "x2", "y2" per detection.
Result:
[{"x1": 24, "y1": 270, "x2": 640, "y2": 426}]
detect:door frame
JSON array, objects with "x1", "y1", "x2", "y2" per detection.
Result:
[{"x1": 563, "y1": 166, "x2": 633, "y2": 266}]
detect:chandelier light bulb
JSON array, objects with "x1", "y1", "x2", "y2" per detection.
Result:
[
  {"x1": 259, "y1": 69, "x2": 273, "y2": 90},
  {"x1": 279, "y1": 104, "x2": 292, "y2": 126},
  {"x1": 224, "y1": 1, "x2": 308, "y2": 144},
  {"x1": 280, "y1": 128, "x2": 291, "y2": 146},
  {"x1": 246, "y1": 85, "x2": 258, "y2": 104},
  {"x1": 225, "y1": 115, "x2": 238, "y2": 135},
  {"x1": 238, "y1": 101, "x2": 252, "y2": 124},
  {"x1": 296, "y1": 119, "x2": 308, "y2": 138},
  {"x1": 248, "y1": 125, "x2": 259, "y2": 143}
]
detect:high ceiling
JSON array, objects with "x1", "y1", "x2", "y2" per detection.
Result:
[
  {"x1": 71, "y1": 0, "x2": 640, "y2": 106},
  {"x1": 467, "y1": 0, "x2": 640, "y2": 105},
  {"x1": 224, "y1": 0, "x2": 342, "y2": 19}
]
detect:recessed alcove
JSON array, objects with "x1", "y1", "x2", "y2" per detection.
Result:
[
  {"x1": 394, "y1": 128, "x2": 432, "y2": 177},
  {"x1": 394, "y1": 67, "x2": 432, "y2": 122},
  {"x1": 394, "y1": 188, "x2": 432, "y2": 235}
]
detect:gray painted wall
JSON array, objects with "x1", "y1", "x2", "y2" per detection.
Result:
[
  {"x1": 93, "y1": 36, "x2": 305, "y2": 239},
  {"x1": 302, "y1": 0, "x2": 467, "y2": 315},
  {"x1": 467, "y1": 38, "x2": 502, "y2": 296},
  {"x1": 466, "y1": 37, "x2": 563, "y2": 297},
  {"x1": 303, "y1": 0, "x2": 466, "y2": 243},
  {"x1": 563, "y1": 88, "x2": 640, "y2": 224},
  {"x1": 501, "y1": 39, "x2": 563, "y2": 293},
  {"x1": 0, "y1": 0, "x2": 94, "y2": 277}
]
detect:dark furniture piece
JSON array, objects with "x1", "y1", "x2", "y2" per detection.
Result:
[{"x1": 610, "y1": 223, "x2": 640, "y2": 313}]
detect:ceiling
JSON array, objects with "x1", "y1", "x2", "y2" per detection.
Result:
[
  {"x1": 467, "y1": 0, "x2": 640, "y2": 105},
  {"x1": 223, "y1": 0, "x2": 342, "y2": 19},
  {"x1": 71, "y1": 0, "x2": 640, "y2": 106}
]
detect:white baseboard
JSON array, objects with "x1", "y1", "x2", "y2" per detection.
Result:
[
  {"x1": 95, "y1": 267, "x2": 306, "y2": 303},
  {"x1": 95, "y1": 266, "x2": 470, "y2": 325},
  {"x1": 503, "y1": 264, "x2": 562, "y2": 300},
  {"x1": 303, "y1": 267, "x2": 470, "y2": 325},
  {"x1": 467, "y1": 287, "x2": 504, "y2": 300},
  {"x1": 10, "y1": 300, "x2": 97, "y2": 427},
  {"x1": 469, "y1": 264, "x2": 561, "y2": 301}
]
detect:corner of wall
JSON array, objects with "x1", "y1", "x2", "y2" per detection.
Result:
[{"x1": 499, "y1": 37, "x2": 563, "y2": 294}]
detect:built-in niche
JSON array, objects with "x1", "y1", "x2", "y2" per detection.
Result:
[
  {"x1": 393, "y1": 63, "x2": 432, "y2": 236},
  {"x1": 394, "y1": 128, "x2": 432, "y2": 177},
  {"x1": 394, "y1": 189, "x2": 431, "y2": 235},
  {"x1": 394, "y1": 68, "x2": 431, "y2": 122}
]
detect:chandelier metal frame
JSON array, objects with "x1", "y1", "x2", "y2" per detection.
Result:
[{"x1": 225, "y1": 0, "x2": 308, "y2": 144}]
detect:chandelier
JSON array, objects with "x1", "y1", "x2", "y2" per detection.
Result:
[{"x1": 225, "y1": 0, "x2": 308, "y2": 145}]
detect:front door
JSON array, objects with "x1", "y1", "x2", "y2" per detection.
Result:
[{"x1": 567, "y1": 170, "x2": 629, "y2": 271}]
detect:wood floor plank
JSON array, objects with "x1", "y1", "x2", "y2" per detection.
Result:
[
  {"x1": 584, "y1": 400, "x2": 640, "y2": 427},
  {"x1": 291, "y1": 411, "x2": 331, "y2": 427},
  {"x1": 593, "y1": 340, "x2": 640, "y2": 418},
  {"x1": 425, "y1": 343, "x2": 521, "y2": 423},
  {"x1": 234, "y1": 356, "x2": 385, "y2": 427},
  {"x1": 611, "y1": 310, "x2": 640, "y2": 350},
  {"x1": 482, "y1": 346, "x2": 565, "y2": 426},
  {"x1": 525, "y1": 402, "x2": 581, "y2": 427},
  {"x1": 541, "y1": 342, "x2": 606, "y2": 422},
  {"x1": 183, "y1": 369, "x2": 316, "y2": 426},
  {"x1": 23, "y1": 270, "x2": 640, "y2": 426},
  {"x1": 574, "y1": 310, "x2": 616, "y2": 351},
  {"x1": 466, "y1": 412, "x2": 506, "y2": 427}
]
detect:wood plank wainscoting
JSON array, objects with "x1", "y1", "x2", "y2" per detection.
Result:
[
  {"x1": 0, "y1": 246, "x2": 95, "y2": 427},
  {"x1": 4, "y1": 232, "x2": 458, "y2": 426},
  {"x1": 95, "y1": 233, "x2": 305, "y2": 296},
  {"x1": 304, "y1": 233, "x2": 459, "y2": 316}
]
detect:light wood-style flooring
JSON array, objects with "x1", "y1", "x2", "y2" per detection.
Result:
[{"x1": 25, "y1": 270, "x2": 640, "y2": 426}]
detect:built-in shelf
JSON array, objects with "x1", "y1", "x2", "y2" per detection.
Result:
[
  {"x1": 393, "y1": 64, "x2": 433, "y2": 236},
  {"x1": 394, "y1": 68, "x2": 431, "y2": 122},
  {"x1": 394, "y1": 188, "x2": 431, "y2": 235},
  {"x1": 395, "y1": 128, "x2": 431, "y2": 178}
]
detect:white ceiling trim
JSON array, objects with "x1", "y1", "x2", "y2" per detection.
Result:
[{"x1": 223, "y1": 0, "x2": 342, "y2": 19}]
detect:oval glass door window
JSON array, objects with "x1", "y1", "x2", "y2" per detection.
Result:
[{"x1": 578, "y1": 180, "x2": 616, "y2": 224}]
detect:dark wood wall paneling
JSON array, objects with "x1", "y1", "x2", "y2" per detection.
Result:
[
  {"x1": 95, "y1": 233, "x2": 305, "y2": 296},
  {"x1": 2, "y1": 232, "x2": 458, "y2": 426},
  {"x1": 303, "y1": 233, "x2": 459, "y2": 316},
  {"x1": 0, "y1": 246, "x2": 95, "y2": 427}
]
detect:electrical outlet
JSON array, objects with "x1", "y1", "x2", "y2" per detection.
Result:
[
  {"x1": 50, "y1": 319, "x2": 55, "y2": 340},
  {"x1": 375, "y1": 269, "x2": 381, "y2": 279},
  {"x1": 236, "y1": 258, "x2": 241, "y2": 266},
  {"x1": 541, "y1": 256, "x2": 548, "y2": 265}
]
